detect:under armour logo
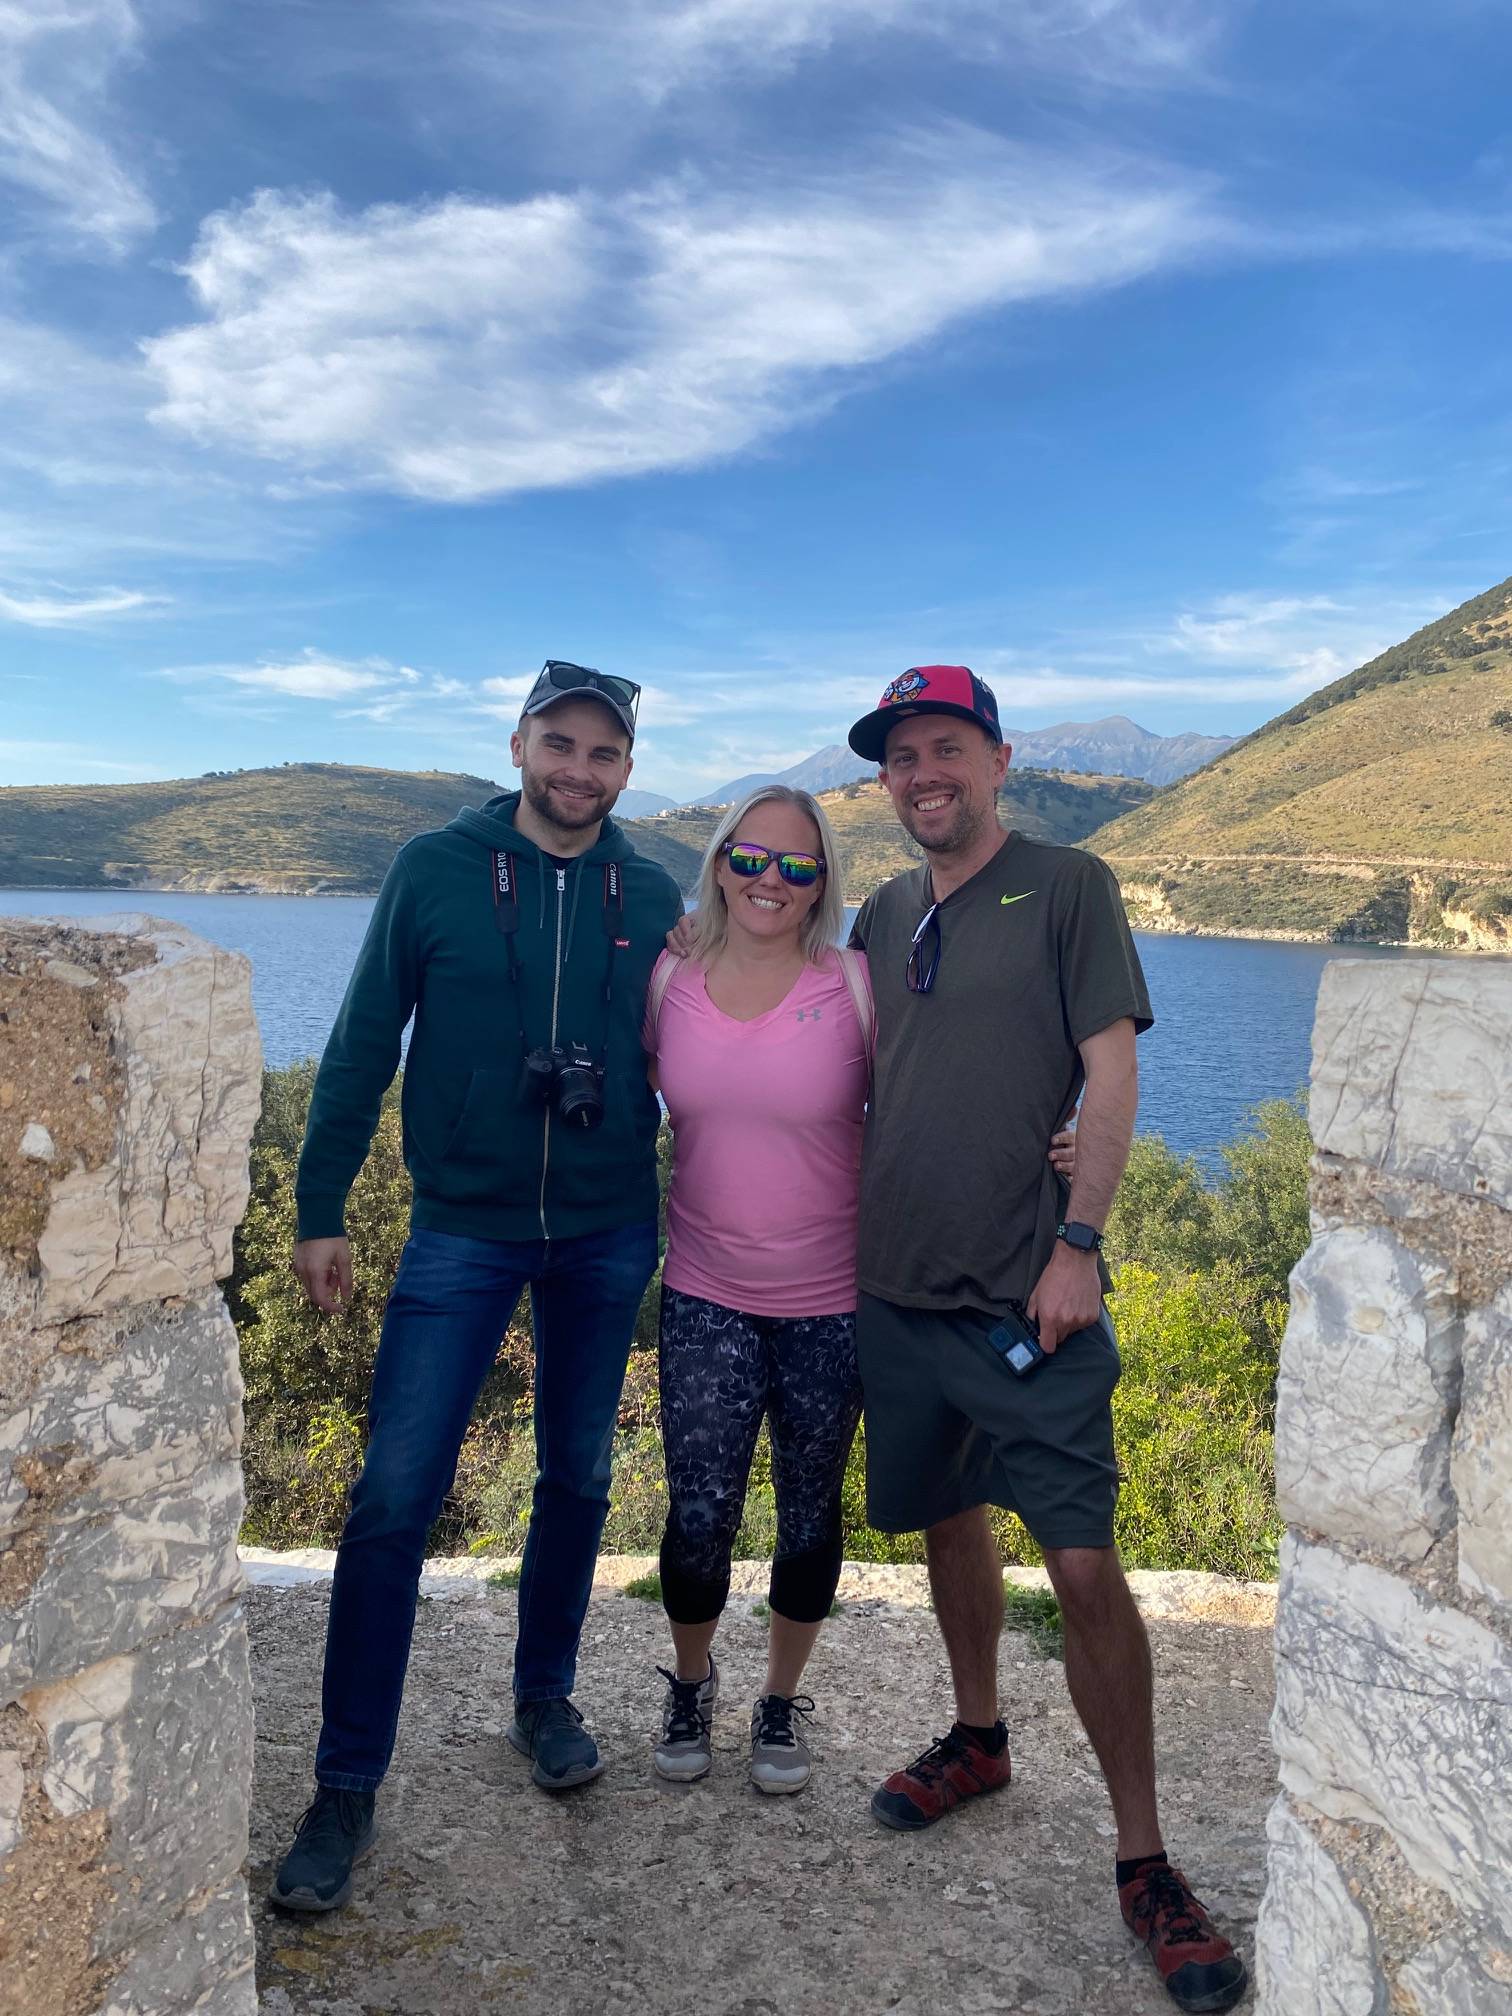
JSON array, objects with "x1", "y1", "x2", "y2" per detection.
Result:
[{"x1": 796, "y1": 1007, "x2": 822, "y2": 1023}]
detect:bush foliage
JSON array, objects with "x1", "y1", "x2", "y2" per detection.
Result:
[{"x1": 230, "y1": 1066, "x2": 1306, "y2": 1576}]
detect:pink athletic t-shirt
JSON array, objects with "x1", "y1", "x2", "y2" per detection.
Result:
[{"x1": 646, "y1": 950, "x2": 871, "y2": 1318}]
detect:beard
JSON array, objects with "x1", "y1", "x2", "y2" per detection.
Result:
[
  {"x1": 897, "y1": 792, "x2": 986, "y2": 856},
  {"x1": 520, "y1": 765, "x2": 614, "y2": 834}
]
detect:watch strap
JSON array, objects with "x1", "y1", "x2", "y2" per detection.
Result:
[{"x1": 1057, "y1": 1220, "x2": 1104, "y2": 1253}]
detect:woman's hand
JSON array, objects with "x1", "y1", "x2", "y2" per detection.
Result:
[
  {"x1": 666, "y1": 912, "x2": 697, "y2": 956},
  {"x1": 1048, "y1": 1124, "x2": 1076, "y2": 1183}
]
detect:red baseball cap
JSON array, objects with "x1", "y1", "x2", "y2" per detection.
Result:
[{"x1": 847, "y1": 664, "x2": 1004, "y2": 763}]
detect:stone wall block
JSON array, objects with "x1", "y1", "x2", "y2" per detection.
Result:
[
  {"x1": 1396, "y1": 1927, "x2": 1512, "y2": 2015},
  {"x1": 1, "y1": 1458, "x2": 244, "y2": 1698},
  {"x1": 1275, "y1": 1227, "x2": 1460, "y2": 1559},
  {"x1": 1310, "y1": 960, "x2": 1512, "y2": 1208},
  {"x1": 1271, "y1": 1535, "x2": 1512, "y2": 1940},
  {"x1": 31, "y1": 919, "x2": 261, "y2": 1326},
  {"x1": 1254, "y1": 1797, "x2": 1386, "y2": 2015},
  {"x1": 17, "y1": 1608, "x2": 254, "y2": 1989},
  {"x1": 0, "y1": 1293, "x2": 242, "y2": 1541},
  {"x1": 1453, "y1": 1283, "x2": 1512, "y2": 1618},
  {"x1": 0, "y1": 916, "x2": 260, "y2": 2014},
  {"x1": 99, "y1": 1882, "x2": 257, "y2": 2016}
]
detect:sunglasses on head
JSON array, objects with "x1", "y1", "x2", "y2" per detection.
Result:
[
  {"x1": 532, "y1": 659, "x2": 641, "y2": 724},
  {"x1": 720, "y1": 839, "x2": 826, "y2": 887}
]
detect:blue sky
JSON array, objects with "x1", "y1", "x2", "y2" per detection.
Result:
[{"x1": 1, "y1": 1, "x2": 1509, "y2": 801}]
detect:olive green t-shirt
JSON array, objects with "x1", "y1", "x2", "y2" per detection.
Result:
[{"x1": 850, "y1": 831, "x2": 1152, "y2": 1317}]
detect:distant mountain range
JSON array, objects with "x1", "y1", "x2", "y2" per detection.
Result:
[
  {"x1": 1088, "y1": 574, "x2": 1512, "y2": 951},
  {"x1": 677, "y1": 717, "x2": 1231, "y2": 807},
  {"x1": 613, "y1": 787, "x2": 677, "y2": 819}
]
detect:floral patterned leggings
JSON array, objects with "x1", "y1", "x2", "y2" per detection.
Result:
[{"x1": 657, "y1": 1285, "x2": 865, "y2": 1626}]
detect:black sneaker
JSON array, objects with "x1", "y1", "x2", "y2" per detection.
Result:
[
  {"x1": 268, "y1": 1787, "x2": 377, "y2": 1913},
  {"x1": 508, "y1": 1696, "x2": 606, "y2": 1790}
]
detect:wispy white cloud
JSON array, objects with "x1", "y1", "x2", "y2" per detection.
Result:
[
  {"x1": 362, "y1": 0, "x2": 1227, "y2": 125},
  {"x1": 0, "y1": 583, "x2": 161, "y2": 624},
  {"x1": 144, "y1": 135, "x2": 1220, "y2": 501},
  {"x1": 161, "y1": 651, "x2": 414, "y2": 702},
  {"x1": 0, "y1": 0, "x2": 156, "y2": 253}
]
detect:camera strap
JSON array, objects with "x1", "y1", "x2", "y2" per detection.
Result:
[
  {"x1": 490, "y1": 850, "x2": 531, "y2": 1058},
  {"x1": 599, "y1": 861, "x2": 625, "y2": 1062},
  {"x1": 490, "y1": 849, "x2": 626, "y2": 1062}
]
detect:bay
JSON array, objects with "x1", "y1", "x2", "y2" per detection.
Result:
[{"x1": 0, "y1": 888, "x2": 1459, "y2": 1163}]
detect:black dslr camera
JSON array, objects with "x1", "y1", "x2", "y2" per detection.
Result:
[{"x1": 522, "y1": 1042, "x2": 606, "y2": 1130}]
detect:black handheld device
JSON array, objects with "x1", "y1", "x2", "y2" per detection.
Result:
[{"x1": 985, "y1": 1299, "x2": 1045, "y2": 1378}]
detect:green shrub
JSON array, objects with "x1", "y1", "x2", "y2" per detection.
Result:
[
  {"x1": 232, "y1": 1061, "x2": 533, "y2": 1547},
  {"x1": 1002, "y1": 1583, "x2": 1063, "y2": 1658},
  {"x1": 623, "y1": 1571, "x2": 663, "y2": 1601},
  {"x1": 233, "y1": 1067, "x2": 1299, "y2": 1580},
  {"x1": 1105, "y1": 1262, "x2": 1280, "y2": 1578}
]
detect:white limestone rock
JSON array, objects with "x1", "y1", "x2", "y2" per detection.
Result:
[
  {"x1": 1271, "y1": 1536, "x2": 1512, "y2": 1941},
  {"x1": 0, "y1": 1291, "x2": 243, "y2": 1538},
  {"x1": 1453, "y1": 1283, "x2": 1512, "y2": 1619},
  {"x1": 19, "y1": 1122, "x2": 55, "y2": 1162},
  {"x1": 22, "y1": 1606, "x2": 253, "y2": 1961},
  {"x1": 1254, "y1": 1798, "x2": 1386, "y2": 2015},
  {"x1": 1397, "y1": 1928, "x2": 1512, "y2": 2015},
  {"x1": 0, "y1": 1745, "x2": 23, "y2": 1858},
  {"x1": 1, "y1": 1458, "x2": 244, "y2": 1695},
  {"x1": 31, "y1": 917, "x2": 261, "y2": 1325},
  {"x1": 1275, "y1": 1227, "x2": 1459, "y2": 1560},
  {"x1": 1310, "y1": 959, "x2": 1512, "y2": 1208},
  {"x1": 100, "y1": 1879, "x2": 258, "y2": 2016}
]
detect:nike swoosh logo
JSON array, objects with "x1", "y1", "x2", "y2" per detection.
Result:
[{"x1": 1000, "y1": 891, "x2": 1036, "y2": 906}]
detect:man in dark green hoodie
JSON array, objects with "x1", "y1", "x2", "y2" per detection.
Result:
[{"x1": 270, "y1": 661, "x2": 683, "y2": 1914}]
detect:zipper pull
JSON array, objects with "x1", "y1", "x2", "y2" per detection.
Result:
[{"x1": 556, "y1": 869, "x2": 567, "y2": 893}]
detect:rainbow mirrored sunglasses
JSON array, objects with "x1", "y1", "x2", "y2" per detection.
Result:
[{"x1": 720, "y1": 839, "x2": 827, "y2": 887}]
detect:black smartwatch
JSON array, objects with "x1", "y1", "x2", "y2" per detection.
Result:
[{"x1": 1057, "y1": 1220, "x2": 1104, "y2": 1254}]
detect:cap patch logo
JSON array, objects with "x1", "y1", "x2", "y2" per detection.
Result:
[{"x1": 881, "y1": 669, "x2": 929, "y2": 707}]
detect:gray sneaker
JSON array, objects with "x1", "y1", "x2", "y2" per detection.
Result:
[
  {"x1": 653, "y1": 1657, "x2": 719, "y2": 1782},
  {"x1": 750, "y1": 1693, "x2": 814, "y2": 1795}
]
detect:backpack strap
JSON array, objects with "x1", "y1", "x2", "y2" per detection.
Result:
[
  {"x1": 834, "y1": 945, "x2": 875, "y2": 1064},
  {"x1": 647, "y1": 949, "x2": 682, "y2": 1038}
]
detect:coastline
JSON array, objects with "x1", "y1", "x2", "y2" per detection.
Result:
[{"x1": 4, "y1": 881, "x2": 1509, "y2": 953}]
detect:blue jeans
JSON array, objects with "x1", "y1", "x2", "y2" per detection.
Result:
[{"x1": 315, "y1": 1220, "x2": 658, "y2": 1790}]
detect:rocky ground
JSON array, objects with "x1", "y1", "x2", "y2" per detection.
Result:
[{"x1": 248, "y1": 1562, "x2": 1275, "y2": 2016}]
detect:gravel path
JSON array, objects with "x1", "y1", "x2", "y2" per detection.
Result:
[{"x1": 248, "y1": 1564, "x2": 1274, "y2": 2015}]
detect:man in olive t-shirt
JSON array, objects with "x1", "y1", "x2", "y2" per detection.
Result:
[{"x1": 845, "y1": 666, "x2": 1247, "y2": 2016}]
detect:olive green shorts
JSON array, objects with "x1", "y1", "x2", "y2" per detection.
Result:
[{"x1": 856, "y1": 1293, "x2": 1121, "y2": 1547}]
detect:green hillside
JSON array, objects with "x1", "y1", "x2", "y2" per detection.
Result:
[
  {"x1": 626, "y1": 768, "x2": 1154, "y2": 901},
  {"x1": 0, "y1": 763, "x2": 705, "y2": 895},
  {"x1": 0, "y1": 756, "x2": 1145, "y2": 906},
  {"x1": 1088, "y1": 575, "x2": 1512, "y2": 949}
]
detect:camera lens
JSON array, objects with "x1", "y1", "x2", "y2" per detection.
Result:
[{"x1": 555, "y1": 1065, "x2": 604, "y2": 1130}]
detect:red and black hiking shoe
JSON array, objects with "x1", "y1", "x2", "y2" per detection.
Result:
[
  {"x1": 870, "y1": 1724, "x2": 1011, "y2": 1832},
  {"x1": 1120, "y1": 1862, "x2": 1248, "y2": 2012}
]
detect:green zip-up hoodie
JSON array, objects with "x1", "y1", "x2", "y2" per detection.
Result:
[{"x1": 294, "y1": 792, "x2": 684, "y2": 1245}]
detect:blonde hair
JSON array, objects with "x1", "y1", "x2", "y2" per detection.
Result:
[{"x1": 687, "y1": 785, "x2": 845, "y2": 968}]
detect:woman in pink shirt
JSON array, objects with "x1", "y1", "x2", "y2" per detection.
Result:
[
  {"x1": 644, "y1": 784, "x2": 1073, "y2": 1797},
  {"x1": 644, "y1": 785, "x2": 868, "y2": 1796}
]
